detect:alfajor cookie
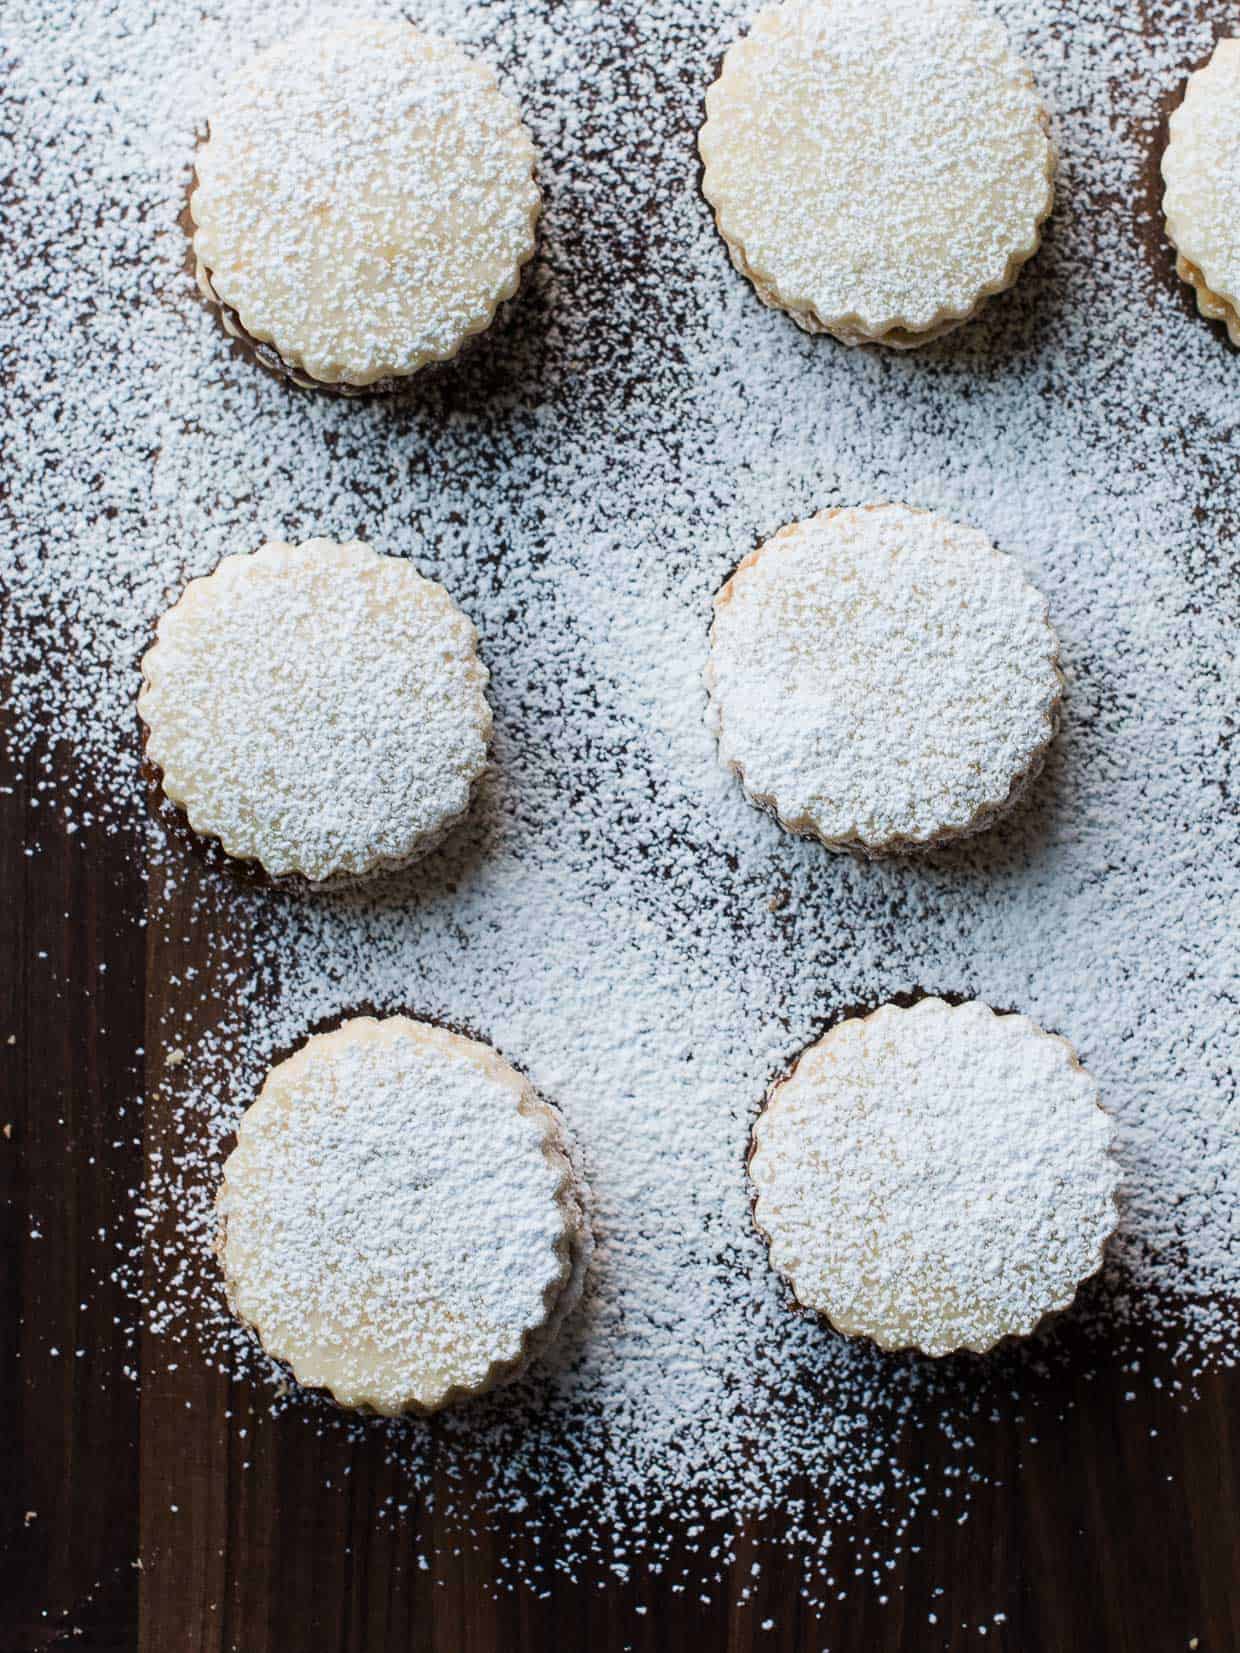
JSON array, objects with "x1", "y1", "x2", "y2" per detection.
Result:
[
  {"x1": 139, "y1": 539, "x2": 492, "y2": 887},
  {"x1": 191, "y1": 20, "x2": 541, "y2": 390},
  {"x1": 217, "y1": 1016, "x2": 591, "y2": 1414},
  {"x1": 699, "y1": 0, "x2": 1055, "y2": 347},
  {"x1": 749, "y1": 998, "x2": 1118, "y2": 1356},
  {"x1": 705, "y1": 504, "x2": 1062, "y2": 854},
  {"x1": 1163, "y1": 38, "x2": 1240, "y2": 346}
]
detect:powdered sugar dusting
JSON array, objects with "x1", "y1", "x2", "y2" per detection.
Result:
[
  {"x1": 2, "y1": 0, "x2": 1239, "y2": 1621},
  {"x1": 750, "y1": 999, "x2": 1118, "y2": 1355},
  {"x1": 706, "y1": 505, "x2": 1062, "y2": 849},
  {"x1": 138, "y1": 539, "x2": 492, "y2": 884}
]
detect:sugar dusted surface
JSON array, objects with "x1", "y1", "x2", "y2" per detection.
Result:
[
  {"x1": 138, "y1": 539, "x2": 493, "y2": 884},
  {"x1": 192, "y1": 21, "x2": 541, "y2": 384},
  {"x1": 219, "y1": 1017, "x2": 578, "y2": 1414},
  {"x1": 750, "y1": 999, "x2": 1118, "y2": 1355},
  {"x1": 706, "y1": 505, "x2": 1062, "y2": 850},
  {"x1": 700, "y1": 0, "x2": 1055, "y2": 340},
  {"x1": 2, "y1": 0, "x2": 1240, "y2": 1618}
]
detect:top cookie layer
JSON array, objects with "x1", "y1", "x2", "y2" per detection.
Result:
[
  {"x1": 1163, "y1": 37, "x2": 1240, "y2": 332},
  {"x1": 749, "y1": 999, "x2": 1118, "y2": 1356},
  {"x1": 138, "y1": 539, "x2": 492, "y2": 886},
  {"x1": 705, "y1": 505, "x2": 1062, "y2": 853},
  {"x1": 699, "y1": 0, "x2": 1055, "y2": 344},
  {"x1": 191, "y1": 21, "x2": 541, "y2": 385},
  {"x1": 218, "y1": 1017, "x2": 582, "y2": 1414}
]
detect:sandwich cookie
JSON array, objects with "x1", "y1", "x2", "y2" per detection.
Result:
[
  {"x1": 191, "y1": 20, "x2": 541, "y2": 390},
  {"x1": 699, "y1": 0, "x2": 1055, "y2": 346},
  {"x1": 217, "y1": 1016, "x2": 591, "y2": 1414},
  {"x1": 705, "y1": 504, "x2": 1063, "y2": 854},
  {"x1": 749, "y1": 998, "x2": 1119, "y2": 1356},
  {"x1": 139, "y1": 539, "x2": 492, "y2": 887},
  {"x1": 1163, "y1": 38, "x2": 1240, "y2": 346}
]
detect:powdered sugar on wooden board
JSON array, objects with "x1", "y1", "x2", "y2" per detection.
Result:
[{"x1": 2, "y1": 0, "x2": 1239, "y2": 1620}]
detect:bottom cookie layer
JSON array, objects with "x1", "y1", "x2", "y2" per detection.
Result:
[
  {"x1": 196, "y1": 259, "x2": 528, "y2": 394},
  {"x1": 716, "y1": 225, "x2": 988, "y2": 351},
  {"x1": 1173, "y1": 251, "x2": 1240, "y2": 347},
  {"x1": 196, "y1": 262, "x2": 411, "y2": 394}
]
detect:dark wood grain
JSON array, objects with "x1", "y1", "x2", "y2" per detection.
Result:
[
  {"x1": 5, "y1": 11, "x2": 1240, "y2": 1653},
  {"x1": 2, "y1": 754, "x2": 143, "y2": 1652},
  {"x1": 3, "y1": 759, "x2": 1239, "y2": 1650}
]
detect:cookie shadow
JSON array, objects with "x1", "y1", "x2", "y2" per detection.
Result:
[
  {"x1": 915, "y1": 732, "x2": 1067, "y2": 881},
  {"x1": 144, "y1": 754, "x2": 506, "y2": 913}
]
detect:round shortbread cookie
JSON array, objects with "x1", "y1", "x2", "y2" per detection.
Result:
[
  {"x1": 698, "y1": 0, "x2": 1055, "y2": 347},
  {"x1": 705, "y1": 505, "x2": 1063, "y2": 854},
  {"x1": 217, "y1": 1017, "x2": 591, "y2": 1414},
  {"x1": 1163, "y1": 38, "x2": 1240, "y2": 347},
  {"x1": 191, "y1": 20, "x2": 541, "y2": 389},
  {"x1": 749, "y1": 999, "x2": 1119, "y2": 1356},
  {"x1": 138, "y1": 539, "x2": 492, "y2": 887}
]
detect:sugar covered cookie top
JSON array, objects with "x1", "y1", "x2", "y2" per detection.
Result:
[
  {"x1": 706, "y1": 504, "x2": 1062, "y2": 852},
  {"x1": 192, "y1": 21, "x2": 540, "y2": 384},
  {"x1": 1163, "y1": 38, "x2": 1240, "y2": 330},
  {"x1": 699, "y1": 0, "x2": 1055, "y2": 342},
  {"x1": 139, "y1": 539, "x2": 492, "y2": 885},
  {"x1": 218, "y1": 1017, "x2": 583, "y2": 1413},
  {"x1": 750, "y1": 999, "x2": 1118, "y2": 1355}
]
